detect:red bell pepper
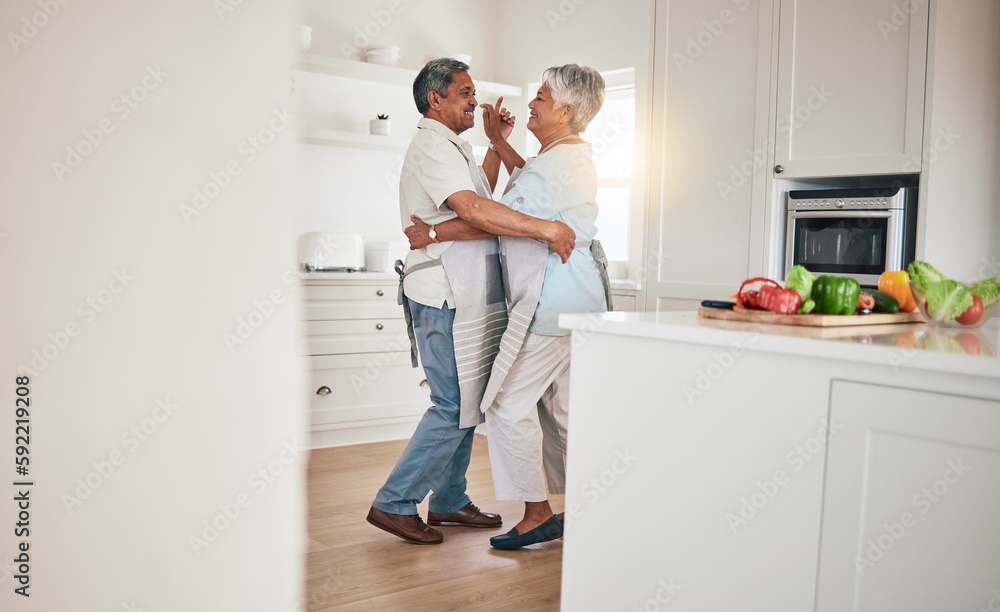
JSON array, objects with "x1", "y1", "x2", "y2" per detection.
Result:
[
  {"x1": 756, "y1": 284, "x2": 803, "y2": 315},
  {"x1": 737, "y1": 277, "x2": 782, "y2": 310}
]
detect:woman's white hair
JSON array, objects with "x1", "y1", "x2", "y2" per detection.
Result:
[{"x1": 541, "y1": 64, "x2": 605, "y2": 133}]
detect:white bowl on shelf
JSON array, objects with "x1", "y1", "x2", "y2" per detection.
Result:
[
  {"x1": 298, "y1": 26, "x2": 312, "y2": 53},
  {"x1": 364, "y1": 46, "x2": 400, "y2": 66}
]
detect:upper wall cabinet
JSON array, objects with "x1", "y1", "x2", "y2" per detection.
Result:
[{"x1": 772, "y1": 0, "x2": 929, "y2": 178}]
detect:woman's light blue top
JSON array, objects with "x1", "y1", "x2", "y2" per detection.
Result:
[{"x1": 500, "y1": 142, "x2": 607, "y2": 336}]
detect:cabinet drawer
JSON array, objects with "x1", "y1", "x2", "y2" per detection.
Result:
[
  {"x1": 306, "y1": 331, "x2": 410, "y2": 356},
  {"x1": 611, "y1": 293, "x2": 638, "y2": 312},
  {"x1": 309, "y1": 362, "x2": 430, "y2": 425},
  {"x1": 305, "y1": 301, "x2": 403, "y2": 321},
  {"x1": 304, "y1": 284, "x2": 398, "y2": 302},
  {"x1": 304, "y1": 318, "x2": 407, "y2": 337},
  {"x1": 308, "y1": 351, "x2": 415, "y2": 371}
]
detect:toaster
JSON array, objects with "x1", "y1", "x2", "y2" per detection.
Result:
[{"x1": 299, "y1": 233, "x2": 365, "y2": 272}]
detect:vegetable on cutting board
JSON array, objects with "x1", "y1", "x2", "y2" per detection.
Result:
[
  {"x1": 735, "y1": 277, "x2": 781, "y2": 310},
  {"x1": 736, "y1": 278, "x2": 803, "y2": 314},
  {"x1": 812, "y1": 275, "x2": 861, "y2": 315},
  {"x1": 785, "y1": 265, "x2": 816, "y2": 314},
  {"x1": 756, "y1": 284, "x2": 803, "y2": 315},
  {"x1": 878, "y1": 270, "x2": 916, "y2": 312},
  {"x1": 859, "y1": 288, "x2": 899, "y2": 314}
]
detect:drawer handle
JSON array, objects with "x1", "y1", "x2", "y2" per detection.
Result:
[
  {"x1": 316, "y1": 386, "x2": 331, "y2": 395},
  {"x1": 376, "y1": 323, "x2": 384, "y2": 330},
  {"x1": 376, "y1": 289, "x2": 384, "y2": 296},
  {"x1": 419, "y1": 379, "x2": 429, "y2": 388}
]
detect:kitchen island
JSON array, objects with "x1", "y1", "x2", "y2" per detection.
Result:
[{"x1": 557, "y1": 311, "x2": 1000, "y2": 612}]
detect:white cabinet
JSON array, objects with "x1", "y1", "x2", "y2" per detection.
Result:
[
  {"x1": 645, "y1": 0, "x2": 932, "y2": 310},
  {"x1": 645, "y1": 0, "x2": 775, "y2": 311},
  {"x1": 816, "y1": 381, "x2": 1000, "y2": 612},
  {"x1": 558, "y1": 312, "x2": 1000, "y2": 611},
  {"x1": 610, "y1": 279, "x2": 643, "y2": 312},
  {"x1": 303, "y1": 277, "x2": 430, "y2": 448},
  {"x1": 610, "y1": 292, "x2": 638, "y2": 312},
  {"x1": 773, "y1": 0, "x2": 928, "y2": 178}
]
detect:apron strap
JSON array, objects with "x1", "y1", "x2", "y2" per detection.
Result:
[
  {"x1": 395, "y1": 258, "x2": 443, "y2": 368},
  {"x1": 589, "y1": 240, "x2": 614, "y2": 312}
]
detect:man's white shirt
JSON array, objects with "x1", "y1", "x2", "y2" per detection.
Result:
[{"x1": 399, "y1": 117, "x2": 482, "y2": 309}]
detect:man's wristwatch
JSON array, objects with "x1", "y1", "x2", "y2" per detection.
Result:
[
  {"x1": 489, "y1": 143, "x2": 498, "y2": 152},
  {"x1": 428, "y1": 225, "x2": 439, "y2": 242}
]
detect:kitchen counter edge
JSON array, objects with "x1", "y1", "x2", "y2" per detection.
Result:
[{"x1": 559, "y1": 311, "x2": 1000, "y2": 381}]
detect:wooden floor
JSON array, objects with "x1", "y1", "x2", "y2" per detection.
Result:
[{"x1": 304, "y1": 434, "x2": 564, "y2": 611}]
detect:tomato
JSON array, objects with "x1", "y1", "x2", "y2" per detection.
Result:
[{"x1": 956, "y1": 295, "x2": 984, "y2": 326}]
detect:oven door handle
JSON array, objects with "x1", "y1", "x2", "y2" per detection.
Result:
[{"x1": 788, "y1": 210, "x2": 894, "y2": 219}]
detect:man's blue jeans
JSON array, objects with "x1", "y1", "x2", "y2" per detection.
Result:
[{"x1": 372, "y1": 299, "x2": 476, "y2": 516}]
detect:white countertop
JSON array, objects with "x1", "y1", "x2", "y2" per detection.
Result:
[
  {"x1": 300, "y1": 271, "x2": 642, "y2": 290},
  {"x1": 609, "y1": 278, "x2": 641, "y2": 291},
  {"x1": 560, "y1": 311, "x2": 1000, "y2": 380},
  {"x1": 300, "y1": 270, "x2": 398, "y2": 281}
]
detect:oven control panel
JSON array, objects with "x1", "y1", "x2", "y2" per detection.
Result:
[{"x1": 787, "y1": 187, "x2": 909, "y2": 211}]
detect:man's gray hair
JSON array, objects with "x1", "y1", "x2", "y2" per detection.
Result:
[
  {"x1": 541, "y1": 64, "x2": 605, "y2": 133},
  {"x1": 413, "y1": 58, "x2": 471, "y2": 115}
]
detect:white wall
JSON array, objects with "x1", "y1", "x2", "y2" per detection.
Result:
[
  {"x1": 920, "y1": 0, "x2": 1000, "y2": 282},
  {"x1": 493, "y1": 0, "x2": 654, "y2": 127},
  {"x1": 0, "y1": 1, "x2": 305, "y2": 609}
]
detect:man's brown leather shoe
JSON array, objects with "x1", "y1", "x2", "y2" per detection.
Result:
[
  {"x1": 367, "y1": 506, "x2": 443, "y2": 545},
  {"x1": 427, "y1": 502, "x2": 502, "y2": 528}
]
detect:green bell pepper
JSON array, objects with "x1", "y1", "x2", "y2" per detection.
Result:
[{"x1": 812, "y1": 275, "x2": 860, "y2": 315}]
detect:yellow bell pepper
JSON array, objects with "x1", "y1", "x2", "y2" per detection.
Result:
[{"x1": 879, "y1": 270, "x2": 917, "y2": 312}]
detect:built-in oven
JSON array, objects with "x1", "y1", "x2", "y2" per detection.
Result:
[{"x1": 785, "y1": 187, "x2": 917, "y2": 286}]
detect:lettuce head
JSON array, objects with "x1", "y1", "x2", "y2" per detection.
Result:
[
  {"x1": 923, "y1": 280, "x2": 974, "y2": 321},
  {"x1": 785, "y1": 265, "x2": 815, "y2": 301},
  {"x1": 908, "y1": 261, "x2": 951, "y2": 294},
  {"x1": 971, "y1": 278, "x2": 1000, "y2": 310}
]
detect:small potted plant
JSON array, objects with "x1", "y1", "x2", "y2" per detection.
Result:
[{"x1": 370, "y1": 114, "x2": 391, "y2": 135}]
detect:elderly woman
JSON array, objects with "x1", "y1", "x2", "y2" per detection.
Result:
[{"x1": 406, "y1": 64, "x2": 610, "y2": 549}]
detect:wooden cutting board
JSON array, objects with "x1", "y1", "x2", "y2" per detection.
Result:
[{"x1": 697, "y1": 307, "x2": 926, "y2": 327}]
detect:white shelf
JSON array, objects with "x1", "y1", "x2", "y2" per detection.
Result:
[
  {"x1": 295, "y1": 53, "x2": 522, "y2": 97},
  {"x1": 299, "y1": 129, "x2": 411, "y2": 152},
  {"x1": 299, "y1": 128, "x2": 489, "y2": 157}
]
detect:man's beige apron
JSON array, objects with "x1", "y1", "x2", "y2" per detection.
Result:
[{"x1": 396, "y1": 138, "x2": 505, "y2": 429}]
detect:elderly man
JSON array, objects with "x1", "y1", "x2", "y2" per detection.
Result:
[{"x1": 366, "y1": 58, "x2": 576, "y2": 545}]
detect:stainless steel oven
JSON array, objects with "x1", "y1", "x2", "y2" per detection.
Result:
[{"x1": 785, "y1": 187, "x2": 917, "y2": 286}]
